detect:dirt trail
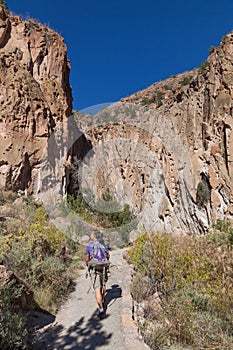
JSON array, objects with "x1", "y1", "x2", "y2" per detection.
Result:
[{"x1": 36, "y1": 248, "x2": 149, "y2": 350}]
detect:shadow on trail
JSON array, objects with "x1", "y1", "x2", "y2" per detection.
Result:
[
  {"x1": 37, "y1": 310, "x2": 112, "y2": 350},
  {"x1": 28, "y1": 311, "x2": 56, "y2": 330},
  {"x1": 35, "y1": 284, "x2": 122, "y2": 349},
  {"x1": 105, "y1": 284, "x2": 122, "y2": 309}
]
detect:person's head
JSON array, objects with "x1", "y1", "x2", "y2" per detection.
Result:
[{"x1": 90, "y1": 231, "x2": 97, "y2": 241}]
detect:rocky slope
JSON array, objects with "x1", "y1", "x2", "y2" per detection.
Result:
[
  {"x1": 76, "y1": 33, "x2": 233, "y2": 235},
  {"x1": 0, "y1": 5, "x2": 73, "y2": 193},
  {"x1": 122, "y1": 34, "x2": 233, "y2": 232}
]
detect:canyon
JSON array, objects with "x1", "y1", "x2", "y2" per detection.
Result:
[{"x1": 0, "y1": 3, "x2": 233, "y2": 237}]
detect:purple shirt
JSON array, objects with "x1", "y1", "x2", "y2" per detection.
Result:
[{"x1": 85, "y1": 240, "x2": 108, "y2": 256}]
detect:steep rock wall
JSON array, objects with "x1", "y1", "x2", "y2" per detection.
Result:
[
  {"x1": 77, "y1": 32, "x2": 233, "y2": 234},
  {"x1": 1, "y1": 2, "x2": 232, "y2": 236},
  {"x1": 0, "y1": 5, "x2": 73, "y2": 192}
]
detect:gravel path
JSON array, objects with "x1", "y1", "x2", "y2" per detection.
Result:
[{"x1": 35, "y1": 248, "x2": 149, "y2": 350}]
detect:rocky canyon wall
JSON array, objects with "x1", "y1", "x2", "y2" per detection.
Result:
[
  {"x1": 77, "y1": 32, "x2": 233, "y2": 235},
  {"x1": 0, "y1": 5, "x2": 73, "y2": 193},
  {"x1": 1, "y1": 2, "x2": 233, "y2": 236}
]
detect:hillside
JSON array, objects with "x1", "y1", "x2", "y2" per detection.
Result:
[{"x1": 75, "y1": 33, "x2": 233, "y2": 235}]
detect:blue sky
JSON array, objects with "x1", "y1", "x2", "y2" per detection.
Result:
[{"x1": 7, "y1": 0, "x2": 233, "y2": 111}]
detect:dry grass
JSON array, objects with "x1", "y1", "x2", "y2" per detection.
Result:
[
  {"x1": 0, "y1": 191, "x2": 84, "y2": 348},
  {"x1": 129, "y1": 231, "x2": 233, "y2": 350}
]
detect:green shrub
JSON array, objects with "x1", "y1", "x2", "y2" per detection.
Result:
[
  {"x1": 156, "y1": 91, "x2": 165, "y2": 107},
  {"x1": 180, "y1": 76, "x2": 193, "y2": 86},
  {"x1": 200, "y1": 60, "x2": 209, "y2": 72},
  {"x1": 32, "y1": 257, "x2": 72, "y2": 312},
  {"x1": 0, "y1": 281, "x2": 28, "y2": 349},
  {"x1": 0, "y1": 194, "x2": 84, "y2": 349},
  {"x1": 0, "y1": 1, "x2": 7, "y2": 9},
  {"x1": 0, "y1": 189, "x2": 17, "y2": 203},
  {"x1": 67, "y1": 190, "x2": 133, "y2": 228},
  {"x1": 196, "y1": 180, "x2": 211, "y2": 206},
  {"x1": 209, "y1": 45, "x2": 215, "y2": 54},
  {"x1": 0, "y1": 199, "x2": 83, "y2": 314},
  {"x1": 212, "y1": 219, "x2": 233, "y2": 248},
  {"x1": 32, "y1": 258, "x2": 67, "y2": 287},
  {"x1": 141, "y1": 96, "x2": 155, "y2": 106},
  {"x1": 129, "y1": 232, "x2": 233, "y2": 349},
  {"x1": 141, "y1": 92, "x2": 165, "y2": 107}
]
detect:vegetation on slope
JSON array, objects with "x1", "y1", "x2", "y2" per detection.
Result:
[
  {"x1": 0, "y1": 190, "x2": 84, "y2": 349},
  {"x1": 0, "y1": 1, "x2": 7, "y2": 9},
  {"x1": 66, "y1": 189, "x2": 133, "y2": 229},
  {"x1": 129, "y1": 225, "x2": 233, "y2": 350}
]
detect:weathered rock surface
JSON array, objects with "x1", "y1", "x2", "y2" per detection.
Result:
[
  {"x1": 76, "y1": 32, "x2": 233, "y2": 234},
  {"x1": 1, "y1": 2, "x2": 233, "y2": 236},
  {"x1": 0, "y1": 5, "x2": 72, "y2": 192}
]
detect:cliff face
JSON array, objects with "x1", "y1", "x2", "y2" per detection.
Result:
[
  {"x1": 77, "y1": 32, "x2": 233, "y2": 234},
  {"x1": 1, "y1": 2, "x2": 233, "y2": 236},
  {"x1": 0, "y1": 5, "x2": 72, "y2": 192},
  {"x1": 120, "y1": 33, "x2": 233, "y2": 232},
  {"x1": 122, "y1": 34, "x2": 233, "y2": 182}
]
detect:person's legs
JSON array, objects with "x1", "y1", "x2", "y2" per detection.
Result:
[
  {"x1": 94, "y1": 273, "x2": 104, "y2": 312},
  {"x1": 93, "y1": 269, "x2": 108, "y2": 316},
  {"x1": 102, "y1": 267, "x2": 108, "y2": 301},
  {"x1": 102, "y1": 284, "x2": 106, "y2": 301},
  {"x1": 95, "y1": 287, "x2": 103, "y2": 309}
]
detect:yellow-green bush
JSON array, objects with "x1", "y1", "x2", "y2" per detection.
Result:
[
  {"x1": 129, "y1": 231, "x2": 233, "y2": 350},
  {"x1": 0, "y1": 195, "x2": 83, "y2": 348}
]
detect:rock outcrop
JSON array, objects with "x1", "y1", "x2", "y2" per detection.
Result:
[
  {"x1": 76, "y1": 32, "x2": 233, "y2": 235},
  {"x1": 1, "y1": 2, "x2": 233, "y2": 236},
  {"x1": 0, "y1": 5, "x2": 72, "y2": 192}
]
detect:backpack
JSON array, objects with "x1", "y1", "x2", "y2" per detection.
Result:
[
  {"x1": 90, "y1": 240, "x2": 107, "y2": 262},
  {"x1": 88, "y1": 240, "x2": 110, "y2": 271}
]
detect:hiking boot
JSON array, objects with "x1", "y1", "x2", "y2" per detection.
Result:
[
  {"x1": 99, "y1": 310, "x2": 105, "y2": 319},
  {"x1": 103, "y1": 299, "x2": 108, "y2": 312}
]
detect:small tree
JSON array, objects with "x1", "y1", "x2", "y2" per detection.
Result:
[
  {"x1": 156, "y1": 91, "x2": 165, "y2": 107},
  {"x1": 180, "y1": 75, "x2": 193, "y2": 86},
  {"x1": 0, "y1": 0, "x2": 7, "y2": 9},
  {"x1": 200, "y1": 60, "x2": 209, "y2": 73},
  {"x1": 209, "y1": 45, "x2": 215, "y2": 54},
  {"x1": 196, "y1": 180, "x2": 211, "y2": 206}
]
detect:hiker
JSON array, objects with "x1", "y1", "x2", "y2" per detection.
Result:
[{"x1": 85, "y1": 231, "x2": 110, "y2": 318}]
